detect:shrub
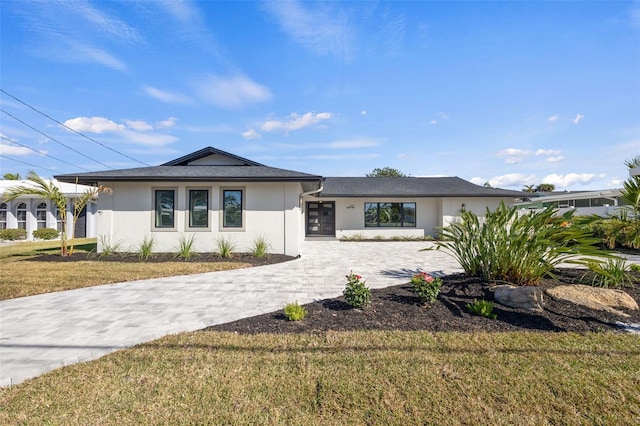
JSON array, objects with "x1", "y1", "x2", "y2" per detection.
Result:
[
  {"x1": 430, "y1": 202, "x2": 604, "y2": 286},
  {"x1": 138, "y1": 234, "x2": 155, "y2": 261},
  {"x1": 283, "y1": 302, "x2": 308, "y2": 321},
  {"x1": 343, "y1": 271, "x2": 371, "y2": 308},
  {"x1": 250, "y1": 235, "x2": 271, "y2": 257},
  {"x1": 0, "y1": 228, "x2": 27, "y2": 241},
  {"x1": 215, "y1": 235, "x2": 236, "y2": 258},
  {"x1": 582, "y1": 257, "x2": 636, "y2": 288},
  {"x1": 98, "y1": 234, "x2": 122, "y2": 256},
  {"x1": 410, "y1": 272, "x2": 442, "y2": 303},
  {"x1": 630, "y1": 264, "x2": 640, "y2": 273},
  {"x1": 175, "y1": 234, "x2": 197, "y2": 260},
  {"x1": 467, "y1": 299, "x2": 497, "y2": 319},
  {"x1": 31, "y1": 227, "x2": 59, "y2": 240}
]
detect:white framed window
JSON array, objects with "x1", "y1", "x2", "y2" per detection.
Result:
[
  {"x1": 36, "y1": 202, "x2": 47, "y2": 229},
  {"x1": 188, "y1": 188, "x2": 210, "y2": 229},
  {"x1": 221, "y1": 187, "x2": 245, "y2": 231},
  {"x1": 0, "y1": 203, "x2": 6, "y2": 230},
  {"x1": 16, "y1": 202, "x2": 27, "y2": 230},
  {"x1": 153, "y1": 188, "x2": 177, "y2": 230}
]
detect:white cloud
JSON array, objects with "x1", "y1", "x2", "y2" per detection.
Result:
[
  {"x1": 144, "y1": 86, "x2": 191, "y2": 104},
  {"x1": 436, "y1": 112, "x2": 450, "y2": 120},
  {"x1": 541, "y1": 173, "x2": 604, "y2": 188},
  {"x1": 429, "y1": 120, "x2": 438, "y2": 125},
  {"x1": 535, "y1": 149, "x2": 561, "y2": 156},
  {"x1": 0, "y1": 143, "x2": 33, "y2": 156},
  {"x1": 261, "y1": 112, "x2": 332, "y2": 133},
  {"x1": 479, "y1": 173, "x2": 537, "y2": 188},
  {"x1": 195, "y1": 74, "x2": 272, "y2": 109},
  {"x1": 241, "y1": 129, "x2": 261, "y2": 140},
  {"x1": 397, "y1": 153, "x2": 406, "y2": 159},
  {"x1": 263, "y1": 1, "x2": 354, "y2": 59},
  {"x1": 469, "y1": 177, "x2": 485, "y2": 186},
  {"x1": 64, "y1": 40, "x2": 128, "y2": 71},
  {"x1": 546, "y1": 156, "x2": 565, "y2": 163},
  {"x1": 157, "y1": 117, "x2": 177, "y2": 129},
  {"x1": 607, "y1": 177, "x2": 624, "y2": 187},
  {"x1": 497, "y1": 148, "x2": 531, "y2": 164},
  {"x1": 547, "y1": 115, "x2": 559, "y2": 122},
  {"x1": 327, "y1": 138, "x2": 379, "y2": 149},
  {"x1": 64, "y1": 116, "x2": 125, "y2": 133},
  {"x1": 121, "y1": 130, "x2": 178, "y2": 147},
  {"x1": 573, "y1": 114, "x2": 584, "y2": 124},
  {"x1": 125, "y1": 120, "x2": 153, "y2": 131},
  {"x1": 361, "y1": 110, "x2": 367, "y2": 116}
]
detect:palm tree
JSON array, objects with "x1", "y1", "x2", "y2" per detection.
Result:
[
  {"x1": 3, "y1": 172, "x2": 21, "y2": 180},
  {"x1": 522, "y1": 185, "x2": 536, "y2": 193}
]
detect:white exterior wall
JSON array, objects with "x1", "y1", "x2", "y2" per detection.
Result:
[
  {"x1": 440, "y1": 197, "x2": 517, "y2": 229},
  {"x1": 97, "y1": 181, "x2": 304, "y2": 256}
]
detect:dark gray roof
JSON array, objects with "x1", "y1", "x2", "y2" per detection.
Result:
[
  {"x1": 162, "y1": 146, "x2": 264, "y2": 166},
  {"x1": 55, "y1": 166, "x2": 322, "y2": 185},
  {"x1": 318, "y1": 177, "x2": 526, "y2": 198}
]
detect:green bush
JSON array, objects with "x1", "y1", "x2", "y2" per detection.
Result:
[
  {"x1": 31, "y1": 227, "x2": 59, "y2": 240},
  {"x1": 138, "y1": 234, "x2": 155, "y2": 261},
  {"x1": 630, "y1": 264, "x2": 640, "y2": 272},
  {"x1": 343, "y1": 271, "x2": 371, "y2": 308},
  {"x1": 467, "y1": 299, "x2": 497, "y2": 319},
  {"x1": 283, "y1": 301, "x2": 308, "y2": 321},
  {"x1": 430, "y1": 203, "x2": 604, "y2": 286},
  {"x1": 582, "y1": 257, "x2": 636, "y2": 288},
  {"x1": 410, "y1": 272, "x2": 442, "y2": 303},
  {"x1": 174, "y1": 234, "x2": 197, "y2": 260},
  {"x1": 250, "y1": 235, "x2": 270, "y2": 257},
  {"x1": 0, "y1": 228, "x2": 27, "y2": 241},
  {"x1": 215, "y1": 235, "x2": 236, "y2": 258}
]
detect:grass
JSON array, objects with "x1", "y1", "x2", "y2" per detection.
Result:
[
  {"x1": 0, "y1": 238, "x2": 251, "y2": 300},
  {"x1": 1, "y1": 331, "x2": 638, "y2": 424}
]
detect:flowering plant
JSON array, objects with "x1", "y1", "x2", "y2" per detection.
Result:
[
  {"x1": 410, "y1": 272, "x2": 442, "y2": 304},
  {"x1": 343, "y1": 271, "x2": 371, "y2": 308}
]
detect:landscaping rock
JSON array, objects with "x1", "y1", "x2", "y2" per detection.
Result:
[
  {"x1": 493, "y1": 285, "x2": 544, "y2": 311},
  {"x1": 545, "y1": 285, "x2": 639, "y2": 318}
]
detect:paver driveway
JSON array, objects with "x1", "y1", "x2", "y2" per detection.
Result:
[{"x1": 0, "y1": 241, "x2": 461, "y2": 387}]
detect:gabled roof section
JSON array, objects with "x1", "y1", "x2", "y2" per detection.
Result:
[
  {"x1": 318, "y1": 177, "x2": 525, "y2": 198},
  {"x1": 162, "y1": 146, "x2": 265, "y2": 166}
]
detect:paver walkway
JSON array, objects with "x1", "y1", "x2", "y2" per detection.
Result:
[{"x1": 0, "y1": 241, "x2": 461, "y2": 387}]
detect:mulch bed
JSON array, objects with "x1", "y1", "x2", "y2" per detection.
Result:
[{"x1": 207, "y1": 269, "x2": 640, "y2": 334}]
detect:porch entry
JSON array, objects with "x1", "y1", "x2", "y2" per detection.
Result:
[{"x1": 306, "y1": 201, "x2": 335, "y2": 236}]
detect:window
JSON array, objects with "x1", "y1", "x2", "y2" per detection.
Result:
[
  {"x1": 223, "y1": 189, "x2": 243, "y2": 228},
  {"x1": 154, "y1": 189, "x2": 175, "y2": 228},
  {"x1": 16, "y1": 203, "x2": 27, "y2": 230},
  {"x1": 0, "y1": 203, "x2": 6, "y2": 230},
  {"x1": 55, "y1": 206, "x2": 63, "y2": 232},
  {"x1": 364, "y1": 202, "x2": 416, "y2": 227},
  {"x1": 189, "y1": 189, "x2": 209, "y2": 228},
  {"x1": 36, "y1": 202, "x2": 47, "y2": 229}
]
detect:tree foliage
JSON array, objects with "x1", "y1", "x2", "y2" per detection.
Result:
[
  {"x1": 3, "y1": 173, "x2": 21, "y2": 180},
  {"x1": 366, "y1": 167, "x2": 407, "y2": 178}
]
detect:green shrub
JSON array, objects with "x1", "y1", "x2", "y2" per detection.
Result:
[
  {"x1": 283, "y1": 302, "x2": 308, "y2": 321},
  {"x1": 0, "y1": 228, "x2": 27, "y2": 241},
  {"x1": 467, "y1": 299, "x2": 497, "y2": 319},
  {"x1": 175, "y1": 234, "x2": 197, "y2": 260},
  {"x1": 343, "y1": 271, "x2": 371, "y2": 308},
  {"x1": 250, "y1": 235, "x2": 271, "y2": 257},
  {"x1": 138, "y1": 234, "x2": 155, "y2": 261},
  {"x1": 630, "y1": 264, "x2": 640, "y2": 272},
  {"x1": 215, "y1": 235, "x2": 236, "y2": 258},
  {"x1": 582, "y1": 257, "x2": 636, "y2": 288},
  {"x1": 31, "y1": 227, "x2": 59, "y2": 240},
  {"x1": 98, "y1": 234, "x2": 123, "y2": 256},
  {"x1": 410, "y1": 272, "x2": 442, "y2": 303},
  {"x1": 430, "y1": 203, "x2": 604, "y2": 286}
]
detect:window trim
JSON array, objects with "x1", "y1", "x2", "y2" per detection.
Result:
[
  {"x1": 152, "y1": 187, "x2": 177, "y2": 231},
  {"x1": 0, "y1": 203, "x2": 7, "y2": 230},
  {"x1": 36, "y1": 202, "x2": 47, "y2": 229},
  {"x1": 220, "y1": 187, "x2": 245, "y2": 231},
  {"x1": 186, "y1": 188, "x2": 211, "y2": 231},
  {"x1": 364, "y1": 202, "x2": 417, "y2": 228},
  {"x1": 16, "y1": 202, "x2": 27, "y2": 230}
]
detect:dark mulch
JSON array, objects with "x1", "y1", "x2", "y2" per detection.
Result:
[
  {"x1": 22, "y1": 252, "x2": 295, "y2": 267},
  {"x1": 207, "y1": 269, "x2": 640, "y2": 334}
]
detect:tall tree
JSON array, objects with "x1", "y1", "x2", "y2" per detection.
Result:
[
  {"x1": 3, "y1": 172, "x2": 21, "y2": 180},
  {"x1": 366, "y1": 167, "x2": 407, "y2": 177},
  {"x1": 535, "y1": 183, "x2": 555, "y2": 192},
  {"x1": 522, "y1": 185, "x2": 536, "y2": 193}
]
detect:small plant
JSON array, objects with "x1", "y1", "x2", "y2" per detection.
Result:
[
  {"x1": 410, "y1": 272, "x2": 442, "y2": 304},
  {"x1": 630, "y1": 264, "x2": 640, "y2": 273},
  {"x1": 340, "y1": 233, "x2": 365, "y2": 241},
  {"x1": 250, "y1": 235, "x2": 271, "y2": 257},
  {"x1": 582, "y1": 257, "x2": 636, "y2": 288},
  {"x1": 138, "y1": 234, "x2": 155, "y2": 261},
  {"x1": 343, "y1": 271, "x2": 371, "y2": 308},
  {"x1": 175, "y1": 234, "x2": 197, "y2": 260},
  {"x1": 467, "y1": 299, "x2": 497, "y2": 319},
  {"x1": 215, "y1": 235, "x2": 237, "y2": 258},
  {"x1": 99, "y1": 234, "x2": 122, "y2": 256},
  {"x1": 31, "y1": 227, "x2": 59, "y2": 240},
  {"x1": 283, "y1": 301, "x2": 308, "y2": 321},
  {"x1": 0, "y1": 228, "x2": 27, "y2": 241}
]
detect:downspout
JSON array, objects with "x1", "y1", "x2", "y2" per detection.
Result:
[{"x1": 299, "y1": 179, "x2": 325, "y2": 212}]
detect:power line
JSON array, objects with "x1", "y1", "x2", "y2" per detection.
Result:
[
  {"x1": 0, "y1": 135, "x2": 93, "y2": 172},
  {"x1": 0, "y1": 108, "x2": 114, "y2": 170},
  {"x1": 0, "y1": 154, "x2": 60, "y2": 174},
  {"x1": 0, "y1": 89, "x2": 150, "y2": 167}
]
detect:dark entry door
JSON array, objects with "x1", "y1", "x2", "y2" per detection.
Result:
[
  {"x1": 74, "y1": 206, "x2": 86, "y2": 238},
  {"x1": 306, "y1": 201, "x2": 335, "y2": 236}
]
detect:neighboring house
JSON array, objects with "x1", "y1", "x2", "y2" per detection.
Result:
[
  {"x1": 515, "y1": 189, "x2": 625, "y2": 217},
  {"x1": 55, "y1": 146, "x2": 524, "y2": 256},
  {"x1": 0, "y1": 179, "x2": 98, "y2": 240}
]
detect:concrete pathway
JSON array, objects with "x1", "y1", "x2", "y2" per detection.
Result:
[{"x1": 0, "y1": 241, "x2": 461, "y2": 387}]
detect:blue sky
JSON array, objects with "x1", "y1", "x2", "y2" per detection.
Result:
[{"x1": 1, "y1": 0, "x2": 639, "y2": 190}]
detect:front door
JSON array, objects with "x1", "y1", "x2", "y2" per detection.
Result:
[{"x1": 306, "y1": 201, "x2": 335, "y2": 236}]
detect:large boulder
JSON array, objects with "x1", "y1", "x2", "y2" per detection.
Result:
[
  {"x1": 545, "y1": 285, "x2": 639, "y2": 318},
  {"x1": 493, "y1": 285, "x2": 544, "y2": 311}
]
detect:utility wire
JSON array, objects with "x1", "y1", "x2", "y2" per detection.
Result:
[
  {"x1": 0, "y1": 89, "x2": 150, "y2": 166},
  {"x1": 0, "y1": 154, "x2": 60, "y2": 174},
  {"x1": 0, "y1": 135, "x2": 93, "y2": 172},
  {"x1": 0, "y1": 108, "x2": 113, "y2": 170}
]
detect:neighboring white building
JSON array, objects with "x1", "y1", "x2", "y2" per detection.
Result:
[
  {"x1": 55, "y1": 147, "x2": 525, "y2": 256},
  {"x1": 0, "y1": 179, "x2": 98, "y2": 240},
  {"x1": 514, "y1": 189, "x2": 625, "y2": 217}
]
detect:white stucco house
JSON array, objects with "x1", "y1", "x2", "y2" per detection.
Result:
[
  {"x1": 54, "y1": 147, "x2": 524, "y2": 256},
  {"x1": 0, "y1": 179, "x2": 98, "y2": 240},
  {"x1": 514, "y1": 189, "x2": 625, "y2": 217}
]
